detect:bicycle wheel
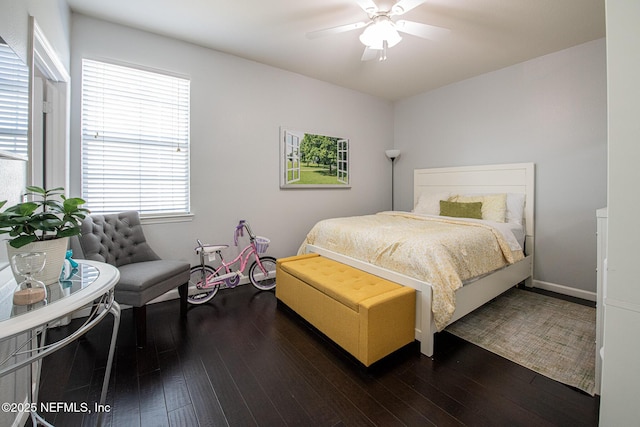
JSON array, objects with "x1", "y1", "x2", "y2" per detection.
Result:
[
  {"x1": 187, "y1": 265, "x2": 220, "y2": 304},
  {"x1": 248, "y1": 256, "x2": 277, "y2": 290}
]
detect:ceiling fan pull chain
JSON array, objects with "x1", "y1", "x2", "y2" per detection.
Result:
[{"x1": 379, "y1": 40, "x2": 388, "y2": 61}]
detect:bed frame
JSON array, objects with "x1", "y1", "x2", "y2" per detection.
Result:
[{"x1": 306, "y1": 162, "x2": 535, "y2": 357}]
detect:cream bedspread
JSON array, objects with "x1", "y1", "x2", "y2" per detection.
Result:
[{"x1": 298, "y1": 212, "x2": 524, "y2": 330}]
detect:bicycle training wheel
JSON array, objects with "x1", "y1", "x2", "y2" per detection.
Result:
[
  {"x1": 248, "y1": 256, "x2": 277, "y2": 290},
  {"x1": 187, "y1": 265, "x2": 219, "y2": 304}
]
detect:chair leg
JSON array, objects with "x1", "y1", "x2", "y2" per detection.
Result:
[
  {"x1": 179, "y1": 282, "x2": 188, "y2": 317},
  {"x1": 133, "y1": 305, "x2": 147, "y2": 348}
]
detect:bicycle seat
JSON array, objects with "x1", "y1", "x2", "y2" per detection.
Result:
[{"x1": 196, "y1": 244, "x2": 229, "y2": 254}]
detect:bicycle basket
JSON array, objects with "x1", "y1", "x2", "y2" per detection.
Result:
[{"x1": 254, "y1": 236, "x2": 270, "y2": 254}]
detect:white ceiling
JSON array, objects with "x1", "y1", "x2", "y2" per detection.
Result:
[{"x1": 65, "y1": 0, "x2": 605, "y2": 101}]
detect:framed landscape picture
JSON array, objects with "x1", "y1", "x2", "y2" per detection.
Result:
[{"x1": 279, "y1": 127, "x2": 350, "y2": 189}]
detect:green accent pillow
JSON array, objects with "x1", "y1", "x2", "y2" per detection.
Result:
[{"x1": 439, "y1": 200, "x2": 483, "y2": 219}]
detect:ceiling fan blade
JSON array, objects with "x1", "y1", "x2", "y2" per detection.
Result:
[
  {"x1": 306, "y1": 21, "x2": 369, "y2": 39},
  {"x1": 356, "y1": 0, "x2": 379, "y2": 14},
  {"x1": 361, "y1": 46, "x2": 379, "y2": 61},
  {"x1": 391, "y1": 0, "x2": 426, "y2": 16},
  {"x1": 394, "y1": 20, "x2": 450, "y2": 40}
]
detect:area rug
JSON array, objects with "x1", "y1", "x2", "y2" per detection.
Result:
[{"x1": 446, "y1": 288, "x2": 596, "y2": 395}]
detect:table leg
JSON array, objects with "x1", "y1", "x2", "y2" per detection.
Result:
[
  {"x1": 29, "y1": 327, "x2": 54, "y2": 427},
  {"x1": 97, "y1": 301, "x2": 120, "y2": 427}
]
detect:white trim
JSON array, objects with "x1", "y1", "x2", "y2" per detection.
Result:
[
  {"x1": 604, "y1": 297, "x2": 640, "y2": 314},
  {"x1": 29, "y1": 16, "x2": 70, "y2": 191},
  {"x1": 533, "y1": 279, "x2": 596, "y2": 302},
  {"x1": 141, "y1": 213, "x2": 194, "y2": 225},
  {"x1": 31, "y1": 18, "x2": 70, "y2": 83},
  {"x1": 81, "y1": 55, "x2": 190, "y2": 82}
]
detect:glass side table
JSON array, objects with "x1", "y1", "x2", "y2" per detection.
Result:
[{"x1": 0, "y1": 260, "x2": 120, "y2": 426}]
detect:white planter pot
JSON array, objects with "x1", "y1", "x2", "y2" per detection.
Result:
[{"x1": 6, "y1": 237, "x2": 69, "y2": 285}]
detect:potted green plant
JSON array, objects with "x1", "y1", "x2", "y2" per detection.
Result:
[{"x1": 0, "y1": 186, "x2": 89, "y2": 284}]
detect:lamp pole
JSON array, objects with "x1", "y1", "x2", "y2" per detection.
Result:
[
  {"x1": 385, "y1": 149, "x2": 401, "y2": 210},
  {"x1": 390, "y1": 157, "x2": 396, "y2": 210}
]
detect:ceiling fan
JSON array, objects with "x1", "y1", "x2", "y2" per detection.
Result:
[{"x1": 306, "y1": 0, "x2": 450, "y2": 61}]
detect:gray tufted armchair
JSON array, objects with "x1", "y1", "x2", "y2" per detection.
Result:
[{"x1": 79, "y1": 211, "x2": 189, "y2": 347}]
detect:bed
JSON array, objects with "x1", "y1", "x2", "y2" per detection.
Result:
[{"x1": 299, "y1": 163, "x2": 535, "y2": 357}]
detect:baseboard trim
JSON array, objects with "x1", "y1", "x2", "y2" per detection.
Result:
[
  {"x1": 72, "y1": 279, "x2": 595, "y2": 315},
  {"x1": 532, "y1": 279, "x2": 596, "y2": 302},
  {"x1": 147, "y1": 280, "x2": 252, "y2": 305},
  {"x1": 153, "y1": 280, "x2": 596, "y2": 304},
  {"x1": 71, "y1": 292, "x2": 177, "y2": 318},
  {"x1": 72, "y1": 282, "x2": 246, "y2": 319}
]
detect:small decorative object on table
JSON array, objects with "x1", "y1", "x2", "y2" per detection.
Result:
[
  {"x1": 11, "y1": 252, "x2": 47, "y2": 305},
  {"x1": 61, "y1": 249, "x2": 79, "y2": 280}
]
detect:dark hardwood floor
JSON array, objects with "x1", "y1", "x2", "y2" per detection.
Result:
[{"x1": 34, "y1": 285, "x2": 599, "y2": 426}]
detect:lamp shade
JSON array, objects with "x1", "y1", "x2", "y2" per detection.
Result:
[
  {"x1": 359, "y1": 18, "x2": 402, "y2": 49},
  {"x1": 385, "y1": 149, "x2": 401, "y2": 160}
]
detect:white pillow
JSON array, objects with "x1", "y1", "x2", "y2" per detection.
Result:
[
  {"x1": 413, "y1": 192, "x2": 451, "y2": 215},
  {"x1": 506, "y1": 193, "x2": 526, "y2": 225},
  {"x1": 451, "y1": 193, "x2": 507, "y2": 222}
]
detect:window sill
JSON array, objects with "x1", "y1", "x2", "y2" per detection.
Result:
[{"x1": 140, "y1": 213, "x2": 194, "y2": 225}]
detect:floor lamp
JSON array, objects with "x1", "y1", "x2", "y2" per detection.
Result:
[{"x1": 385, "y1": 149, "x2": 400, "y2": 210}]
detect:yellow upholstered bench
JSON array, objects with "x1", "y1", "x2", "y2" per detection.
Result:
[{"x1": 276, "y1": 253, "x2": 416, "y2": 366}]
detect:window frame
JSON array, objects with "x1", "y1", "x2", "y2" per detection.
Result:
[{"x1": 80, "y1": 58, "x2": 191, "y2": 220}]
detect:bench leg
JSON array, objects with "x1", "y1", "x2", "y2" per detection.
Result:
[
  {"x1": 134, "y1": 305, "x2": 147, "y2": 348},
  {"x1": 178, "y1": 282, "x2": 188, "y2": 317}
]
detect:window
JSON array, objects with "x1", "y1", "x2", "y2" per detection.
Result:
[
  {"x1": 81, "y1": 59, "x2": 190, "y2": 216},
  {"x1": 0, "y1": 39, "x2": 29, "y2": 158}
]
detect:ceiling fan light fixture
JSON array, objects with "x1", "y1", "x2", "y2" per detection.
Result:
[{"x1": 359, "y1": 18, "x2": 402, "y2": 49}]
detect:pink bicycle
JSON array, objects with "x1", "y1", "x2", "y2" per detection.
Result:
[{"x1": 187, "y1": 220, "x2": 276, "y2": 304}]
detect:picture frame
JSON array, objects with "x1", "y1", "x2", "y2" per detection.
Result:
[{"x1": 279, "y1": 127, "x2": 350, "y2": 189}]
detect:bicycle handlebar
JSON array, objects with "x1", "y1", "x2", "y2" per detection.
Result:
[
  {"x1": 196, "y1": 221, "x2": 257, "y2": 250},
  {"x1": 234, "y1": 220, "x2": 255, "y2": 246}
]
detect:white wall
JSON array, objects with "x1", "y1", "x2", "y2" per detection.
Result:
[
  {"x1": 394, "y1": 39, "x2": 607, "y2": 295},
  {"x1": 69, "y1": 14, "x2": 394, "y2": 265}
]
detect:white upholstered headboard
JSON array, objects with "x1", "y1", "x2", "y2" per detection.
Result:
[{"x1": 413, "y1": 163, "x2": 535, "y2": 240}]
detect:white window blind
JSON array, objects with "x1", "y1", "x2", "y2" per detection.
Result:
[
  {"x1": 81, "y1": 59, "x2": 190, "y2": 215},
  {"x1": 0, "y1": 42, "x2": 29, "y2": 157}
]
